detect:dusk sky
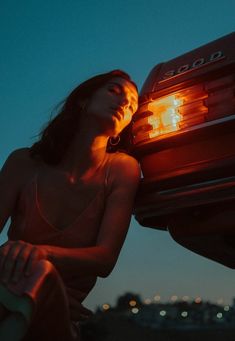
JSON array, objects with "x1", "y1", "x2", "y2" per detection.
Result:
[{"x1": 1, "y1": 0, "x2": 235, "y2": 311}]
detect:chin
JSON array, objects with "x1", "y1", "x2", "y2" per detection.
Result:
[{"x1": 108, "y1": 116, "x2": 121, "y2": 132}]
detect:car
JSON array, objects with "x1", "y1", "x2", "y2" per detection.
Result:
[{"x1": 131, "y1": 32, "x2": 235, "y2": 268}]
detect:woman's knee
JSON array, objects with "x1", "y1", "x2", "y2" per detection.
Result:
[
  {"x1": 33, "y1": 259, "x2": 59, "y2": 279},
  {"x1": 36, "y1": 259, "x2": 55, "y2": 272},
  {"x1": 32, "y1": 259, "x2": 66, "y2": 299}
]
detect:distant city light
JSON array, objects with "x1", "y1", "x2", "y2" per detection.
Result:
[
  {"x1": 102, "y1": 304, "x2": 110, "y2": 311},
  {"x1": 181, "y1": 311, "x2": 188, "y2": 318},
  {"x1": 195, "y1": 297, "x2": 202, "y2": 304},
  {"x1": 160, "y1": 310, "x2": 167, "y2": 316},
  {"x1": 144, "y1": 298, "x2": 152, "y2": 305},
  {"x1": 170, "y1": 295, "x2": 178, "y2": 302},
  {"x1": 154, "y1": 295, "x2": 161, "y2": 302},
  {"x1": 182, "y1": 296, "x2": 190, "y2": 301},
  {"x1": 129, "y1": 300, "x2": 137, "y2": 307},
  {"x1": 98, "y1": 291, "x2": 235, "y2": 329},
  {"x1": 217, "y1": 298, "x2": 224, "y2": 305},
  {"x1": 131, "y1": 308, "x2": 139, "y2": 314}
]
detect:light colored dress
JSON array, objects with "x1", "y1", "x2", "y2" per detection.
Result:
[{"x1": 0, "y1": 152, "x2": 115, "y2": 340}]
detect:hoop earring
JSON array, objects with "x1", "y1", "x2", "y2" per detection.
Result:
[{"x1": 109, "y1": 135, "x2": 120, "y2": 146}]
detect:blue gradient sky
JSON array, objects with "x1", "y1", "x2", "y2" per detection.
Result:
[{"x1": 1, "y1": 0, "x2": 235, "y2": 310}]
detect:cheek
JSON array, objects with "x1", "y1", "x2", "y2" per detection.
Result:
[
  {"x1": 122, "y1": 109, "x2": 133, "y2": 127},
  {"x1": 87, "y1": 97, "x2": 105, "y2": 116},
  {"x1": 119, "y1": 116, "x2": 132, "y2": 132},
  {"x1": 124, "y1": 111, "x2": 132, "y2": 122},
  {"x1": 88, "y1": 91, "x2": 112, "y2": 116}
]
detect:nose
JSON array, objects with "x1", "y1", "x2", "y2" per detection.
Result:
[{"x1": 119, "y1": 95, "x2": 129, "y2": 108}]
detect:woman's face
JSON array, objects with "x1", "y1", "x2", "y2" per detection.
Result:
[{"x1": 85, "y1": 77, "x2": 138, "y2": 136}]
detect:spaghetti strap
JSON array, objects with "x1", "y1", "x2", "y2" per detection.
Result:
[{"x1": 104, "y1": 153, "x2": 115, "y2": 196}]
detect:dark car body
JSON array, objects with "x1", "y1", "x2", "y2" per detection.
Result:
[{"x1": 132, "y1": 32, "x2": 235, "y2": 268}]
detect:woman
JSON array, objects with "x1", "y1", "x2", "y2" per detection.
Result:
[{"x1": 0, "y1": 70, "x2": 140, "y2": 340}]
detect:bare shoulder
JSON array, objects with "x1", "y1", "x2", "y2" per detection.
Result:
[
  {"x1": 5, "y1": 147, "x2": 31, "y2": 161},
  {"x1": 0, "y1": 148, "x2": 38, "y2": 225},
  {"x1": 2, "y1": 147, "x2": 33, "y2": 168},
  {"x1": 1, "y1": 148, "x2": 37, "y2": 183},
  {"x1": 109, "y1": 152, "x2": 141, "y2": 187}
]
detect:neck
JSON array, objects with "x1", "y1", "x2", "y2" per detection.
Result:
[{"x1": 60, "y1": 124, "x2": 110, "y2": 180}]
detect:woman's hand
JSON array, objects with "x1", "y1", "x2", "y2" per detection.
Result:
[{"x1": 0, "y1": 240, "x2": 47, "y2": 285}]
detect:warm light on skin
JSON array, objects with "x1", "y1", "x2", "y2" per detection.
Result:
[
  {"x1": 123, "y1": 109, "x2": 132, "y2": 123},
  {"x1": 84, "y1": 77, "x2": 138, "y2": 140},
  {"x1": 108, "y1": 80, "x2": 138, "y2": 113},
  {"x1": 107, "y1": 79, "x2": 138, "y2": 134}
]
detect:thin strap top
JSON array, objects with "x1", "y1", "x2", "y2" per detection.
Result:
[
  {"x1": 8, "y1": 152, "x2": 115, "y2": 248},
  {"x1": 7, "y1": 152, "x2": 118, "y2": 304}
]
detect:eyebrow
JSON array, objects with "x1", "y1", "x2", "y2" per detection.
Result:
[{"x1": 109, "y1": 81, "x2": 137, "y2": 104}]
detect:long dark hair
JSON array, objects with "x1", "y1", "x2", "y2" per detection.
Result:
[{"x1": 29, "y1": 70, "x2": 138, "y2": 165}]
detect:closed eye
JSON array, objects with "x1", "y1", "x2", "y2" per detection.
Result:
[{"x1": 108, "y1": 86, "x2": 122, "y2": 95}]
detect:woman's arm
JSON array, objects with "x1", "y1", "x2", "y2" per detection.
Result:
[{"x1": 0, "y1": 149, "x2": 27, "y2": 233}]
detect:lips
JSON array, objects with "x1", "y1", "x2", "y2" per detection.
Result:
[{"x1": 110, "y1": 106, "x2": 124, "y2": 120}]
